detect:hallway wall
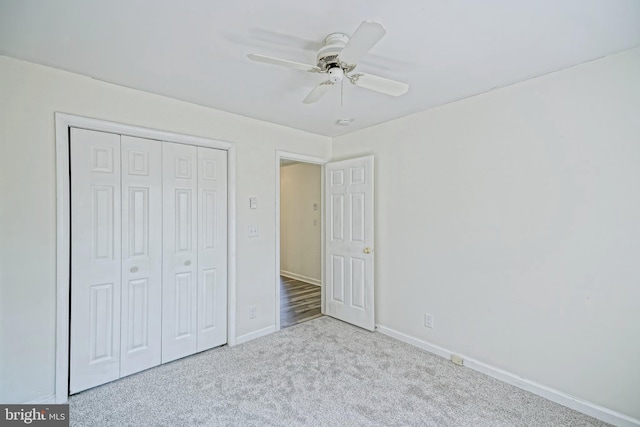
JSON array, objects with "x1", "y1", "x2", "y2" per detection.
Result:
[{"x1": 280, "y1": 162, "x2": 322, "y2": 284}]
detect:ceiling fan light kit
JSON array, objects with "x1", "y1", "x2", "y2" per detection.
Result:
[
  {"x1": 328, "y1": 67, "x2": 344, "y2": 83},
  {"x1": 248, "y1": 21, "x2": 409, "y2": 104}
]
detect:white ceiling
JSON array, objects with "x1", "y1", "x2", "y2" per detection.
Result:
[{"x1": 1, "y1": 1, "x2": 639, "y2": 137}]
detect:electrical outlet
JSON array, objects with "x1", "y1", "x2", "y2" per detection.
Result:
[
  {"x1": 248, "y1": 225, "x2": 259, "y2": 237},
  {"x1": 451, "y1": 354, "x2": 464, "y2": 366},
  {"x1": 424, "y1": 314, "x2": 434, "y2": 328},
  {"x1": 249, "y1": 306, "x2": 257, "y2": 319}
]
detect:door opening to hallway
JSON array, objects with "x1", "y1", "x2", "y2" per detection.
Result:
[{"x1": 279, "y1": 159, "x2": 323, "y2": 329}]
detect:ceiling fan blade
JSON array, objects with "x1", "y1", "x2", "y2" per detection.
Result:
[
  {"x1": 303, "y1": 81, "x2": 334, "y2": 104},
  {"x1": 350, "y1": 73, "x2": 409, "y2": 96},
  {"x1": 247, "y1": 53, "x2": 319, "y2": 72},
  {"x1": 338, "y1": 21, "x2": 387, "y2": 65}
]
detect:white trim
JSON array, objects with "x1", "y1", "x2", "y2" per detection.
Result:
[
  {"x1": 227, "y1": 145, "x2": 237, "y2": 347},
  {"x1": 27, "y1": 395, "x2": 56, "y2": 405},
  {"x1": 54, "y1": 113, "x2": 237, "y2": 403},
  {"x1": 376, "y1": 325, "x2": 640, "y2": 427},
  {"x1": 55, "y1": 114, "x2": 234, "y2": 150},
  {"x1": 319, "y1": 161, "x2": 326, "y2": 316},
  {"x1": 275, "y1": 151, "x2": 328, "y2": 332},
  {"x1": 280, "y1": 271, "x2": 321, "y2": 286},
  {"x1": 54, "y1": 115, "x2": 71, "y2": 404},
  {"x1": 375, "y1": 325, "x2": 451, "y2": 359},
  {"x1": 234, "y1": 325, "x2": 277, "y2": 345}
]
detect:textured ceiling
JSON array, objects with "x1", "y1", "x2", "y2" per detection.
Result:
[{"x1": 1, "y1": 0, "x2": 639, "y2": 137}]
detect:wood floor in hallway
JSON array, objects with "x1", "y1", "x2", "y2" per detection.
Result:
[{"x1": 280, "y1": 276, "x2": 322, "y2": 329}]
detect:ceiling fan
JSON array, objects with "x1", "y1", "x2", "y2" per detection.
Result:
[{"x1": 247, "y1": 21, "x2": 409, "y2": 104}]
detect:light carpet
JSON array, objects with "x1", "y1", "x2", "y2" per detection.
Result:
[{"x1": 70, "y1": 317, "x2": 608, "y2": 426}]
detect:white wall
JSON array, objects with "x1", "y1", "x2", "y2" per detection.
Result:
[
  {"x1": 280, "y1": 162, "x2": 322, "y2": 284},
  {"x1": 0, "y1": 56, "x2": 331, "y2": 403},
  {"x1": 333, "y1": 47, "x2": 640, "y2": 420},
  {"x1": 2, "y1": 46, "x2": 640, "y2": 420}
]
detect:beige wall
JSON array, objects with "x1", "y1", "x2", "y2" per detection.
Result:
[
  {"x1": 332, "y1": 47, "x2": 640, "y2": 419},
  {"x1": 0, "y1": 56, "x2": 331, "y2": 403},
  {"x1": 280, "y1": 162, "x2": 322, "y2": 284}
]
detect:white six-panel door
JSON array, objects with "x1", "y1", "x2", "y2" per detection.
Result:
[
  {"x1": 120, "y1": 136, "x2": 163, "y2": 377},
  {"x1": 325, "y1": 155, "x2": 375, "y2": 331},
  {"x1": 197, "y1": 147, "x2": 228, "y2": 351},
  {"x1": 70, "y1": 128, "x2": 122, "y2": 393},
  {"x1": 162, "y1": 142, "x2": 199, "y2": 363},
  {"x1": 70, "y1": 130, "x2": 227, "y2": 392}
]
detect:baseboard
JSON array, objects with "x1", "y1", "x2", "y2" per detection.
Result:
[
  {"x1": 234, "y1": 325, "x2": 277, "y2": 345},
  {"x1": 280, "y1": 271, "x2": 321, "y2": 286},
  {"x1": 26, "y1": 395, "x2": 56, "y2": 404},
  {"x1": 376, "y1": 325, "x2": 640, "y2": 427}
]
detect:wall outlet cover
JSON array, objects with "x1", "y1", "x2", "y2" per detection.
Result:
[
  {"x1": 451, "y1": 354, "x2": 464, "y2": 366},
  {"x1": 424, "y1": 314, "x2": 434, "y2": 328}
]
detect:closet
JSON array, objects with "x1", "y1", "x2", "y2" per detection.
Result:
[{"x1": 69, "y1": 128, "x2": 227, "y2": 393}]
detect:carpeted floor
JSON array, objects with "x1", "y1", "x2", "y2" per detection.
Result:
[{"x1": 69, "y1": 317, "x2": 608, "y2": 426}]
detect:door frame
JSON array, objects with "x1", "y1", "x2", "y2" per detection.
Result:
[
  {"x1": 275, "y1": 151, "x2": 328, "y2": 331},
  {"x1": 54, "y1": 113, "x2": 237, "y2": 403}
]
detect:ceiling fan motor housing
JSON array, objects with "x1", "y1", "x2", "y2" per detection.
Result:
[{"x1": 317, "y1": 33, "x2": 352, "y2": 71}]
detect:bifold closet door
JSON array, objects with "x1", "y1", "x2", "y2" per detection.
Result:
[
  {"x1": 161, "y1": 143, "x2": 228, "y2": 362},
  {"x1": 70, "y1": 128, "x2": 122, "y2": 394},
  {"x1": 162, "y1": 142, "x2": 199, "y2": 363},
  {"x1": 70, "y1": 130, "x2": 229, "y2": 391},
  {"x1": 196, "y1": 147, "x2": 228, "y2": 351},
  {"x1": 120, "y1": 136, "x2": 162, "y2": 377}
]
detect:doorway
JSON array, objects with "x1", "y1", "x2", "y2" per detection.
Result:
[
  {"x1": 275, "y1": 151, "x2": 328, "y2": 331},
  {"x1": 280, "y1": 160, "x2": 322, "y2": 328}
]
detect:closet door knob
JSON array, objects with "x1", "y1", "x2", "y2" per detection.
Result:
[
  {"x1": 130, "y1": 266, "x2": 138, "y2": 273},
  {"x1": 184, "y1": 260, "x2": 191, "y2": 266},
  {"x1": 363, "y1": 247, "x2": 371, "y2": 254}
]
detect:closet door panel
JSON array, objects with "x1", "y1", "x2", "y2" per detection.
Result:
[
  {"x1": 70, "y1": 126, "x2": 229, "y2": 394},
  {"x1": 197, "y1": 147, "x2": 228, "y2": 351},
  {"x1": 70, "y1": 128, "x2": 122, "y2": 393},
  {"x1": 162, "y1": 142, "x2": 198, "y2": 363},
  {"x1": 120, "y1": 136, "x2": 162, "y2": 377}
]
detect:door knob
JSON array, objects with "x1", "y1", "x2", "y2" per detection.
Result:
[
  {"x1": 130, "y1": 266, "x2": 138, "y2": 273},
  {"x1": 184, "y1": 260, "x2": 191, "y2": 266},
  {"x1": 363, "y1": 247, "x2": 371, "y2": 254}
]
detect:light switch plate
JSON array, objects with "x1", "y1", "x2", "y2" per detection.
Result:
[{"x1": 249, "y1": 197, "x2": 258, "y2": 209}]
